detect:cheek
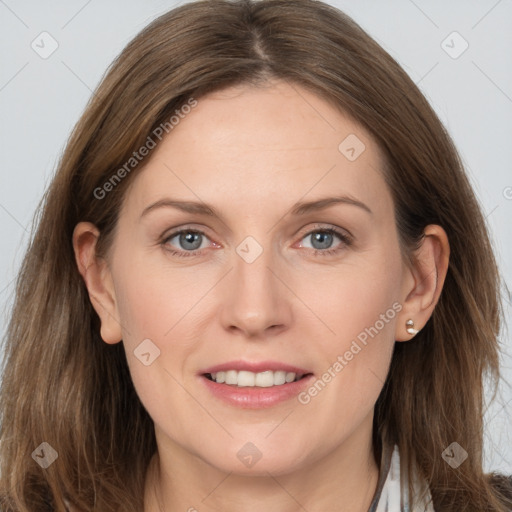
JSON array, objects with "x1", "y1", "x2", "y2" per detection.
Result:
[
  {"x1": 111, "y1": 264, "x2": 202, "y2": 440},
  {"x1": 113, "y1": 253, "x2": 201, "y2": 345},
  {"x1": 304, "y1": 251, "x2": 402, "y2": 350},
  {"x1": 296, "y1": 249, "x2": 401, "y2": 412},
  {"x1": 110, "y1": 253, "x2": 208, "y2": 394}
]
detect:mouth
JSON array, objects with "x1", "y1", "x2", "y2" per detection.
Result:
[
  {"x1": 199, "y1": 361, "x2": 314, "y2": 408},
  {"x1": 204, "y1": 370, "x2": 310, "y2": 387}
]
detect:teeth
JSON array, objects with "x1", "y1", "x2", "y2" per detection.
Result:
[
  {"x1": 285, "y1": 372, "x2": 296, "y2": 383},
  {"x1": 208, "y1": 370, "x2": 303, "y2": 387},
  {"x1": 225, "y1": 370, "x2": 238, "y2": 385},
  {"x1": 238, "y1": 371, "x2": 255, "y2": 387}
]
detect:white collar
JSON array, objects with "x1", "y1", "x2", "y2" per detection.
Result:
[{"x1": 368, "y1": 444, "x2": 435, "y2": 511}]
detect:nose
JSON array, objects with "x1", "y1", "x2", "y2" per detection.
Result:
[{"x1": 219, "y1": 239, "x2": 292, "y2": 339}]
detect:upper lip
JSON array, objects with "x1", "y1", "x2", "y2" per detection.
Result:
[{"x1": 200, "y1": 360, "x2": 312, "y2": 375}]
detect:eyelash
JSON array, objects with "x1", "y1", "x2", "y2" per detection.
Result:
[{"x1": 160, "y1": 225, "x2": 353, "y2": 259}]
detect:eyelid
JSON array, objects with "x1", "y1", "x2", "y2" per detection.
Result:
[
  {"x1": 161, "y1": 223, "x2": 213, "y2": 240},
  {"x1": 161, "y1": 222, "x2": 352, "y2": 242},
  {"x1": 295, "y1": 223, "x2": 353, "y2": 242}
]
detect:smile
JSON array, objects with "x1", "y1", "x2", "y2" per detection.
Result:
[{"x1": 205, "y1": 370, "x2": 306, "y2": 387}]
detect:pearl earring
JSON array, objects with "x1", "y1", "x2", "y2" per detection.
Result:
[{"x1": 406, "y1": 319, "x2": 419, "y2": 336}]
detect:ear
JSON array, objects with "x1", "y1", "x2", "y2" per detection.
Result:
[
  {"x1": 395, "y1": 224, "x2": 450, "y2": 342},
  {"x1": 72, "y1": 222, "x2": 122, "y2": 344}
]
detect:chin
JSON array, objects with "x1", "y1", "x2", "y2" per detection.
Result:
[{"x1": 199, "y1": 442, "x2": 311, "y2": 477}]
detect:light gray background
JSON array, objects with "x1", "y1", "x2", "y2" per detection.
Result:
[{"x1": 1, "y1": 0, "x2": 511, "y2": 472}]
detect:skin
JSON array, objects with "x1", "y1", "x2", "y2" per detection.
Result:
[{"x1": 73, "y1": 79, "x2": 449, "y2": 512}]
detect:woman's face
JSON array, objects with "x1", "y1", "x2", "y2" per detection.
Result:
[{"x1": 103, "y1": 80, "x2": 411, "y2": 475}]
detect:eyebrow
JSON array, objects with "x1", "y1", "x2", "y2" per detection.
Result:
[{"x1": 140, "y1": 194, "x2": 373, "y2": 220}]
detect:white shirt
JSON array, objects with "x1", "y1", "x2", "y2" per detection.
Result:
[{"x1": 369, "y1": 444, "x2": 435, "y2": 511}]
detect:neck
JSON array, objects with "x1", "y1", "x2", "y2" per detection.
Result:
[{"x1": 144, "y1": 419, "x2": 380, "y2": 512}]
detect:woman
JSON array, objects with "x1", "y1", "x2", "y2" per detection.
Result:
[{"x1": 0, "y1": 0, "x2": 510, "y2": 510}]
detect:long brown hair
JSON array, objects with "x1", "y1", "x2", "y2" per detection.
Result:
[{"x1": 1, "y1": 1, "x2": 510, "y2": 510}]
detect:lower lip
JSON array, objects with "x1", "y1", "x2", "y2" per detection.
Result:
[{"x1": 200, "y1": 374, "x2": 315, "y2": 409}]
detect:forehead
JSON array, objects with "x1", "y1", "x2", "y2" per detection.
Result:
[{"x1": 122, "y1": 80, "x2": 392, "y2": 220}]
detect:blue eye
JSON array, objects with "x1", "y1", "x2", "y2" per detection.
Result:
[
  {"x1": 298, "y1": 228, "x2": 352, "y2": 256},
  {"x1": 163, "y1": 230, "x2": 209, "y2": 257},
  {"x1": 161, "y1": 225, "x2": 352, "y2": 258}
]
